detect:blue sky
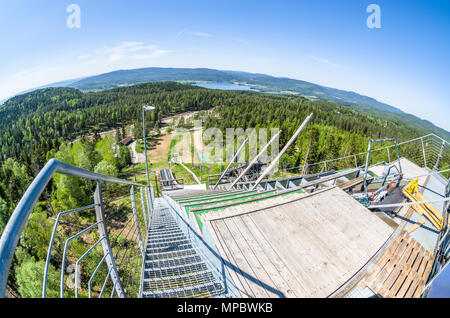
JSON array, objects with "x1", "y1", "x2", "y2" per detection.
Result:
[{"x1": 0, "y1": 0, "x2": 449, "y2": 130}]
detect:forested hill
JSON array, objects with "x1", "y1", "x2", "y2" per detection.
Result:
[
  {"x1": 30, "y1": 67, "x2": 449, "y2": 139},
  {"x1": 0, "y1": 81, "x2": 432, "y2": 164}
]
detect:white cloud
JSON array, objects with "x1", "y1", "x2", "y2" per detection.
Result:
[
  {"x1": 190, "y1": 31, "x2": 213, "y2": 38},
  {"x1": 177, "y1": 30, "x2": 213, "y2": 38},
  {"x1": 0, "y1": 41, "x2": 173, "y2": 100},
  {"x1": 306, "y1": 55, "x2": 344, "y2": 69},
  {"x1": 236, "y1": 38, "x2": 253, "y2": 45},
  {"x1": 93, "y1": 41, "x2": 172, "y2": 62}
]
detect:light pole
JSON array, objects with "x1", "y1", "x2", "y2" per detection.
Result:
[{"x1": 142, "y1": 105, "x2": 155, "y2": 188}]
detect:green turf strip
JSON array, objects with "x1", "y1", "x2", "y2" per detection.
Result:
[
  {"x1": 175, "y1": 191, "x2": 244, "y2": 203},
  {"x1": 194, "y1": 189, "x2": 306, "y2": 232},
  {"x1": 173, "y1": 191, "x2": 230, "y2": 201},
  {"x1": 183, "y1": 191, "x2": 275, "y2": 218},
  {"x1": 176, "y1": 191, "x2": 251, "y2": 205}
]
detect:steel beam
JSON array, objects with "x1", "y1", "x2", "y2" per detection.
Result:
[
  {"x1": 94, "y1": 182, "x2": 125, "y2": 298},
  {"x1": 130, "y1": 186, "x2": 145, "y2": 260},
  {"x1": 213, "y1": 137, "x2": 249, "y2": 189},
  {"x1": 250, "y1": 113, "x2": 313, "y2": 191},
  {"x1": 228, "y1": 130, "x2": 281, "y2": 190}
]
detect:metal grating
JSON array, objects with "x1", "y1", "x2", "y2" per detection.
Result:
[{"x1": 141, "y1": 200, "x2": 228, "y2": 298}]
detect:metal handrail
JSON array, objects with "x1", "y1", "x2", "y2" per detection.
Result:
[
  {"x1": 0, "y1": 159, "x2": 145, "y2": 297},
  {"x1": 281, "y1": 133, "x2": 449, "y2": 174}
]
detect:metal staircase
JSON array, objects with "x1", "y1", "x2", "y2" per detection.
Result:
[
  {"x1": 140, "y1": 198, "x2": 228, "y2": 298},
  {"x1": 0, "y1": 132, "x2": 448, "y2": 298}
]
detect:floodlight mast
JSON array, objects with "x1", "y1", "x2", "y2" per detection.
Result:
[{"x1": 142, "y1": 105, "x2": 156, "y2": 188}]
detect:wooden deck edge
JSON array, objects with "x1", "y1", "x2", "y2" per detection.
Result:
[
  {"x1": 329, "y1": 174, "x2": 439, "y2": 298},
  {"x1": 205, "y1": 186, "x2": 337, "y2": 222},
  {"x1": 328, "y1": 223, "x2": 404, "y2": 298}
]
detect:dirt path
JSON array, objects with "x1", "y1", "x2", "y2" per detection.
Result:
[
  {"x1": 149, "y1": 133, "x2": 173, "y2": 162},
  {"x1": 130, "y1": 141, "x2": 145, "y2": 164},
  {"x1": 130, "y1": 133, "x2": 174, "y2": 164}
]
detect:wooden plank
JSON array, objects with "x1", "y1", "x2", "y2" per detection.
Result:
[
  {"x1": 385, "y1": 240, "x2": 420, "y2": 298},
  {"x1": 361, "y1": 228, "x2": 435, "y2": 298},
  {"x1": 243, "y1": 214, "x2": 310, "y2": 297},
  {"x1": 405, "y1": 219, "x2": 426, "y2": 233},
  {"x1": 263, "y1": 187, "x2": 392, "y2": 296},
  {"x1": 378, "y1": 238, "x2": 417, "y2": 296},
  {"x1": 406, "y1": 251, "x2": 433, "y2": 298},
  {"x1": 214, "y1": 219, "x2": 270, "y2": 298},
  {"x1": 361, "y1": 233, "x2": 405, "y2": 287},
  {"x1": 207, "y1": 221, "x2": 249, "y2": 298},
  {"x1": 370, "y1": 235, "x2": 413, "y2": 293},
  {"x1": 395, "y1": 244, "x2": 424, "y2": 297},
  {"x1": 325, "y1": 190, "x2": 393, "y2": 260},
  {"x1": 301, "y1": 194, "x2": 373, "y2": 271},
  {"x1": 209, "y1": 221, "x2": 253, "y2": 297},
  {"x1": 232, "y1": 215, "x2": 296, "y2": 297},
  {"x1": 281, "y1": 198, "x2": 353, "y2": 287},
  {"x1": 249, "y1": 204, "x2": 321, "y2": 295},
  {"x1": 412, "y1": 257, "x2": 433, "y2": 298},
  {"x1": 213, "y1": 218, "x2": 259, "y2": 297},
  {"x1": 339, "y1": 176, "x2": 373, "y2": 191},
  {"x1": 226, "y1": 216, "x2": 279, "y2": 298},
  {"x1": 207, "y1": 186, "x2": 395, "y2": 298}
]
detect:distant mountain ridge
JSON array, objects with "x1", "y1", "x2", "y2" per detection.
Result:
[
  {"x1": 2, "y1": 67, "x2": 448, "y2": 139},
  {"x1": 64, "y1": 67, "x2": 405, "y2": 114}
]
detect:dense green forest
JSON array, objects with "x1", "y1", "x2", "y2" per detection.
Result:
[
  {"x1": 0, "y1": 81, "x2": 431, "y2": 162},
  {"x1": 0, "y1": 134, "x2": 132, "y2": 297},
  {"x1": 36, "y1": 67, "x2": 449, "y2": 140},
  {"x1": 203, "y1": 95, "x2": 429, "y2": 173},
  {"x1": 0, "y1": 81, "x2": 438, "y2": 297}
]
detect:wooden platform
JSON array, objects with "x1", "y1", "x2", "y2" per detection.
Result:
[
  {"x1": 339, "y1": 175, "x2": 372, "y2": 191},
  {"x1": 359, "y1": 230, "x2": 433, "y2": 298},
  {"x1": 369, "y1": 158, "x2": 428, "y2": 186},
  {"x1": 205, "y1": 187, "x2": 394, "y2": 298}
]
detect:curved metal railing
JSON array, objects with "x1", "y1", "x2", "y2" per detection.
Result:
[
  {"x1": 280, "y1": 133, "x2": 449, "y2": 177},
  {"x1": 0, "y1": 159, "x2": 154, "y2": 298}
]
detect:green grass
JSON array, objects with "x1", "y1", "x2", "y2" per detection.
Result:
[
  {"x1": 135, "y1": 139, "x2": 152, "y2": 154},
  {"x1": 168, "y1": 133, "x2": 182, "y2": 160}
]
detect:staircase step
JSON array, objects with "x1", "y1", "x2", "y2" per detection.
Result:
[
  {"x1": 142, "y1": 271, "x2": 216, "y2": 291},
  {"x1": 148, "y1": 235, "x2": 187, "y2": 244},
  {"x1": 146, "y1": 243, "x2": 193, "y2": 254},
  {"x1": 141, "y1": 197, "x2": 228, "y2": 298},
  {"x1": 150, "y1": 223, "x2": 178, "y2": 228},
  {"x1": 150, "y1": 225, "x2": 179, "y2": 231},
  {"x1": 148, "y1": 229, "x2": 184, "y2": 237},
  {"x1": 144, "y1": 262, "x2": 208, "y2": 279},
  {"x1": 145, "y1": 249, "x2": 197, "y2": 260},
  {"x1": 150, "y1": 220, "x2": 177, "y2": 225},
  {"x1": 144, "y1": 255, "x2": 203, "y2": 269},
  {"x1": 149, "y1": 227, "x2": 182, "y2": 233},
  {"x1": 147, "y1": 240, "x2": 190, "y2": 248},
  {"x1": 141, "y1": 282, "x2": 225, "y2": 298}
]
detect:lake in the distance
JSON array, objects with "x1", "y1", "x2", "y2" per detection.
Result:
[
  {"x1": 193, "y1": 82, "x2": 258, "y2": 91},
  {"x1": 192, "y1": 82, "x2": 289, "y2": 95}
]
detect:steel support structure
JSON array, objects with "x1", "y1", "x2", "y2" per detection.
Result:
[
  {"x1": 213, "y1": 137, "x2": 249, "y2": 189},
  {"x1": 228, "y1": 130, "x2": 282, "y2": 190},
  {"x1": 250, "y1": 113, "x2": 313, "y2": 191},
  {"x1": 94, "y1": 182, "x2": 125, "y2": 298}
]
